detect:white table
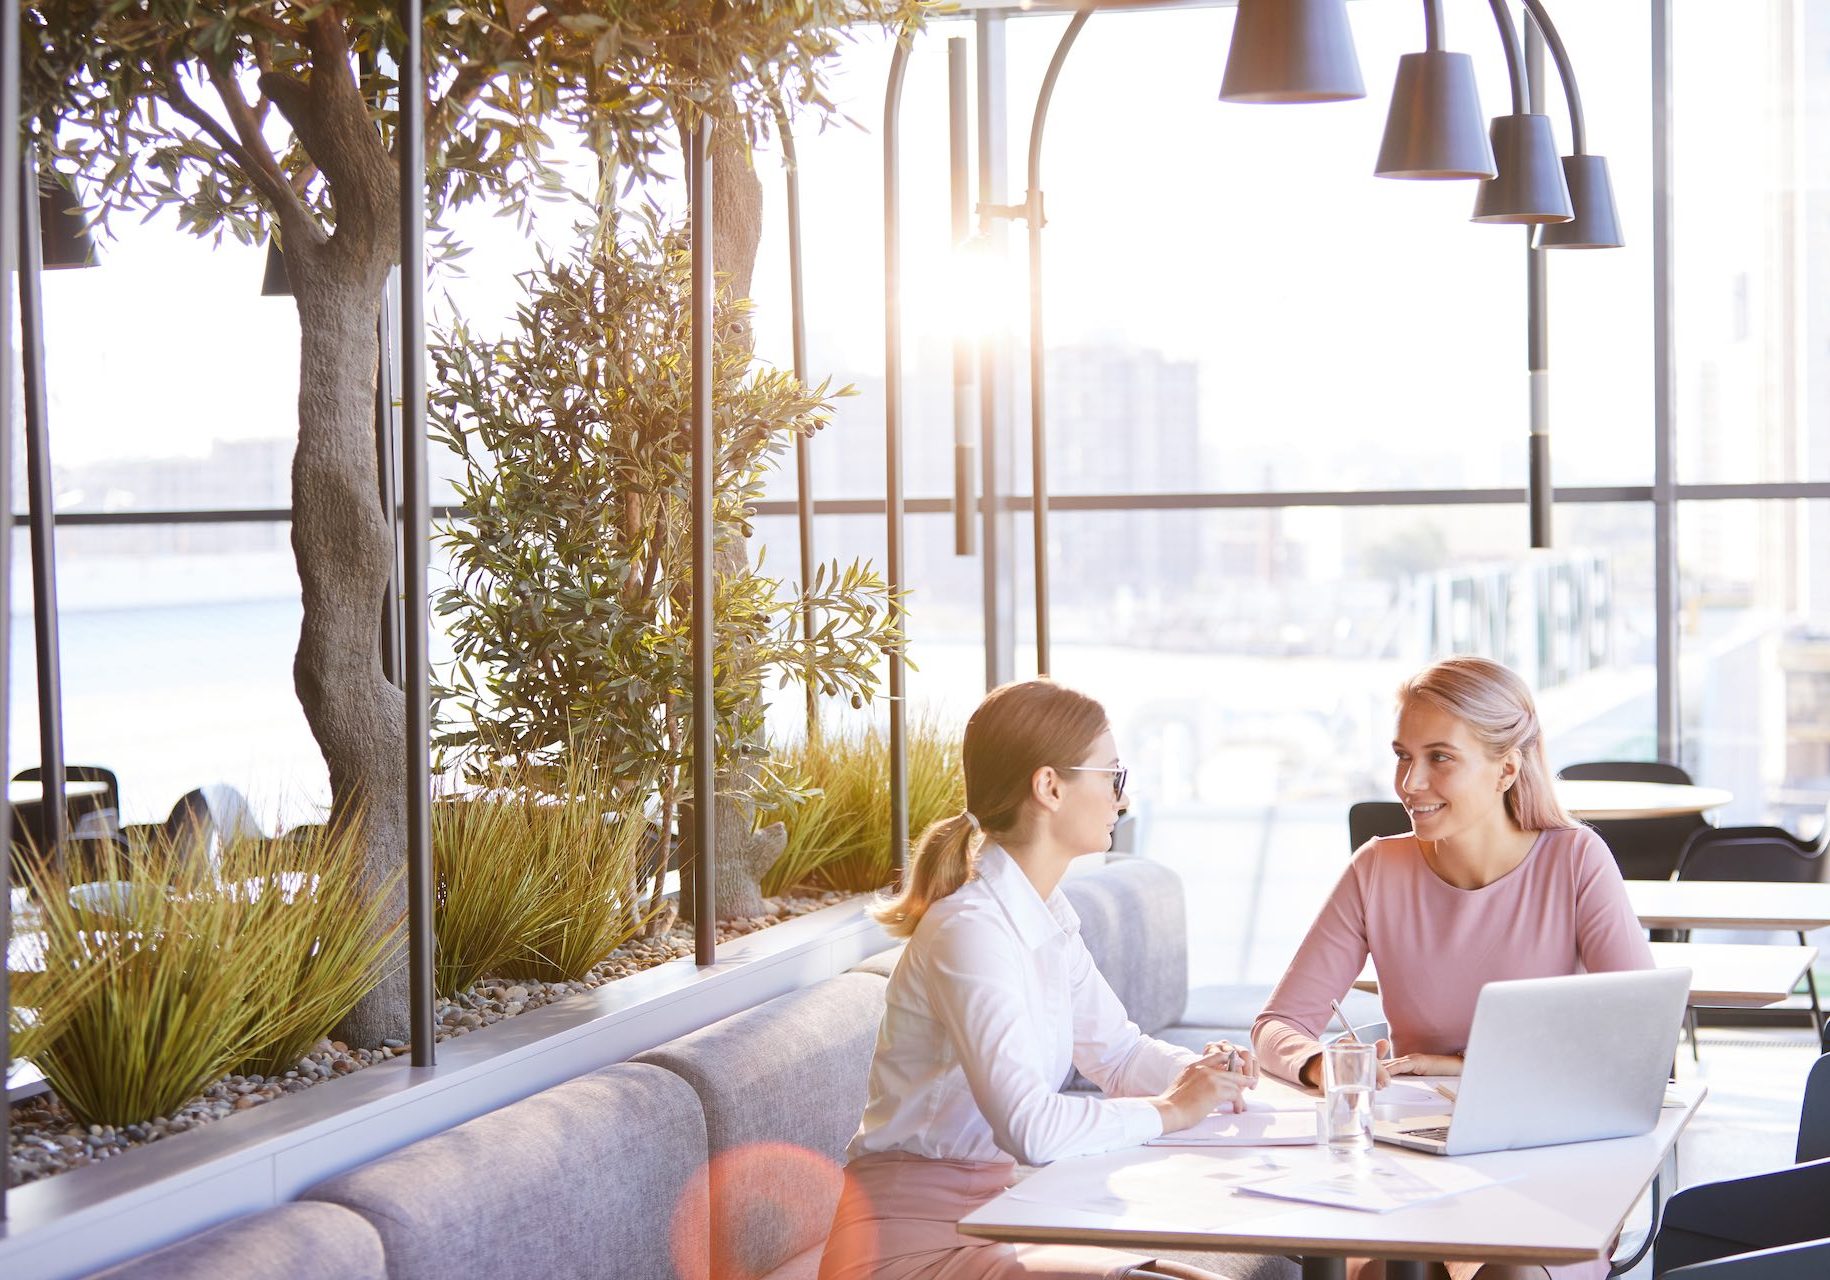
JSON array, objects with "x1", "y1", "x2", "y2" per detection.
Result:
[
  {"x1": 6, "y1": 779, "x2": 109, "y2": 807},
  {"x1": 959, "y1": 1075, "x2": 1704, "y2": 1279},
  {"x1": 1648, "y1": 941, "x2": 1819, "y2": 1007},
  {"x1": 1553, "y1": 779, "x2": 1732, "y2": 821},
  {"x1": 1627, "y1": 879, "x2": 1830, "y2": 933},
  {"x1": 1352, "y1": 941, "x2": 1817, "y2": 1008}
]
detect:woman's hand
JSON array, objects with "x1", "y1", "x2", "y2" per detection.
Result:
[
  {"x1": 1375, "y1": 1039, "x2": 1462, "y2": 1077},
  {"x1": 1150, "y1": 1042, "x2": 1255, "y2": 1133},
  {"x1": 1200, "y1": 1039, "x2": 1259, "y2": 1085}
]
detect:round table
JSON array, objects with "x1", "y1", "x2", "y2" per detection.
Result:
[
  {"x1": 7, "y1": 778, "x2": 110, "y2": 807},
  {"x1": 1552, "y1": 779, "x2": 1732, "y2": 821}
]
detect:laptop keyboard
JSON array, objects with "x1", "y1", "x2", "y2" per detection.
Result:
[{"x1": 1408, "y1": 1126, "x2": 1453, "y2": 1142}]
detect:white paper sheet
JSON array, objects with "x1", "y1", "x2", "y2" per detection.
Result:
[
  {"x1": 1237, "y1": 1154, "x2": 1500, "y2": 1214},
  {"x1": 1148, "y1": 1109, "x2": 1319, "y2": 1147},
  {"x1": 1003, "y1": 1150, "x2": 1306, "y2": 1231}
]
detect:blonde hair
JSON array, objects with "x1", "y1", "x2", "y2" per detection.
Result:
[
  {"x1": 871, "y1": 679, "x2": 1108, "y2": 938},
  {"x1": 1397, "y1": 656, "x2": 1574, "y2": 832}
]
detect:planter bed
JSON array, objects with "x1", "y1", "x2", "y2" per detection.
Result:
[{"x1": 1, "y1": 891, "x2": 881, "y2": 1280}]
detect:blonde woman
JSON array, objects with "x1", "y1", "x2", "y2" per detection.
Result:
[
  {"x1": 820, "y1": 679, "x2": 1273, "y2": 1280},
  {"x1": 1252, "y1": 656, "x2": 1653, "y2": 1280}
]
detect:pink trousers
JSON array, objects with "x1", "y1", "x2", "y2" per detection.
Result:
[{"x1": 816, "y1": 1151, "x2": 1185, "y2": 1280}]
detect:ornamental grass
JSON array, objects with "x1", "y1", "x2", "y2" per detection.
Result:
[
  {"x1": 16, "y1": 819, "x2": 401, "y2": 1129},
  {"x1": 434, "y1": 757, "x2": 658, "y2": 991},
  {"x1": 430, "y1": 787, "x2": 552, "y2": 995},
  {"x1": 763, "y1": 717, "x2": 964, "y2": 896}
]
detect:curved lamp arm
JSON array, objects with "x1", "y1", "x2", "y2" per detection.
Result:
[
  {"x1": 769, "y1": 90, "x2": 819, "y2": 738},
  {"x1": 1423, "y1": 0, "x2": 1444, "y2": 52},
  {"x1": 1520, "y1": 0, "x2": 1587, "y2": 153},
  {"x1": 1022, "y1": 9, "x2": 1091, "y2": 677},
  {"x1": 1485, "y1": 0, "x2": 1527, "y2": 115}
]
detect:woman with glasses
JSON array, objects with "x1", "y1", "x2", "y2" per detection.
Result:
[
  {"x1": 1252, "y1": 656, "x2": 1652, "y2": 1280},
  {"x1": 820, "y1": 678, "x2": 1272, "y2": 1280}
]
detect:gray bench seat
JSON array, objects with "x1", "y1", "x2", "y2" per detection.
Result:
[
  {"x1": 635, "y1": 971, "x2": 889, "y2": 1280},
  {"x1": 303, "y1": 1062, "x2": 710, "y2": 1280},
  {"x1": 87, "y1": 1202, "x2": 384, "y2": 1280}
]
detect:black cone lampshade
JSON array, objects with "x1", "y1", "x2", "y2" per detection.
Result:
[
  {"x1": 1471, "y1": 114, "x2": 1573, "y2": 224},
  {"x1": 1375, "y1": 50, "x2": 1496, "y2": 179},
  {"x1": 1220, "y1": 0, "x2": 1365, "y2": 104}
]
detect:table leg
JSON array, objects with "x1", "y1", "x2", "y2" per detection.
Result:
[{"x1": 1299, "y1": 1259, "x2": 1347, "y2": 1280}]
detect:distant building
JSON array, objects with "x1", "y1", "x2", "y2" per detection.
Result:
[{"x1": 1042, "y1": 343, "x2": 1200, "y2": 642}]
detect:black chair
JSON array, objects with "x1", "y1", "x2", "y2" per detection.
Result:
[
  {"x1": 1560, "y1": 760, "x2": 1695, "y2": 786},
  {"x1": 119, "y1": 784, "x2": 265, "y2": 876},
  {"x1": 11, "y1": 764, "x2": 121, "y2": 847},
  {"x1": 1347, "y1": 800, "x2": 1409, "y2": 851},
  {"x1": 1798, "y1": 1053, "x2": 1830, "y2": 1164},
  {"x1": 1653, "y1": 1053, "x2": 1830, "y2": 1278},
  {"x1": 1557, "y1": 760, "x2": 1709, "y2": 883},
  {"x1": 1675, "y1": 822, "x2": 1827, "y2": 1040}
]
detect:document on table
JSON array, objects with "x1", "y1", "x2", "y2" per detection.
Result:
[
  {"x1": 1375, "y1": 1080, "x2": 1454, "y2": 1108},
  {"x1": 1002, "y1": 1150, "x2": 1305, "y2": 1231},
  {"x1": 1149, "y1": 1108, "x2": 1318, "y2": 1146},
  {"x1": 1238, "y1": 1155, "x2": 1500, "y2": 1214}
]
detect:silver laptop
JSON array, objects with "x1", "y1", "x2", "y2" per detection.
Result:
[{"x1": 1373, "y1": 967, "x2": 1690, "y2": 1156}]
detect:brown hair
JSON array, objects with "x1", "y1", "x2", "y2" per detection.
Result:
[
  {"x1": 1397, "y1": 656, "x2": 1575, "y2": 832},
  {"x1": 871, "y1": 679, "x2": 1109, "y2": 938}
]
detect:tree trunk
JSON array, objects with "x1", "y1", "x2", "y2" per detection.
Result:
[
  {"x1": 712, "y1": 122, "x2": 765, "y2": 312},
  {"x1": 274, "y1": 72, "x2": 408, "y2": 1043}
]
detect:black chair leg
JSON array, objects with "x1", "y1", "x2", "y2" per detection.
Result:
[{"x1": 1799, "y1": 931, "x2": 1824, "y2": 1041}]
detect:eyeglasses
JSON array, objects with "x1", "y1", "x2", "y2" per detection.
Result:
[{"x1": 1065, "y1": 765, "x2": 1128, "y2": 801}]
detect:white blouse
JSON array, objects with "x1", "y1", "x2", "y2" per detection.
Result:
[{"x1": 847, "y1": 844, "x2": 1194, "y2": 1167}]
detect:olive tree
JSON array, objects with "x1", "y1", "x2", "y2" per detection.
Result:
[{"x1": 26, "y1": 0, "x2": 921, "y2": 1043}]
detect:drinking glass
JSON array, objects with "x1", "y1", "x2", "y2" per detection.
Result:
[{"x1": 1321, "y1": 1040, "x2": 1377, "y2": 1151}]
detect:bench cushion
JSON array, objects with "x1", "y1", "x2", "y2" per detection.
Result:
[
  {"x1": 1060, "y1": 857, "x2": 1188, "y2": 1035},
  {"x1": 849, "y1": 945, "x2": 901, "y2": 979},
  {"x1": 636, "y1": 972, "x2": 888, "y2": 1280},
  {"x1": 88, "y1": 1202, "x2": 384, "y2": 1280},
  {"x1": 303, "y1": 1061, "x2": 709, "y2": 1280}
]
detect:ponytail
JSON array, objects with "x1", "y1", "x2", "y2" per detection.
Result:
[{"x1": 871, "y1": 812, "x2": 981, "y2": 939}]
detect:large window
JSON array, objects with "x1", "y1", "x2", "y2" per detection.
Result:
[{"x1": 10, "y1": 2, "x2": 1829, "y2": 981}]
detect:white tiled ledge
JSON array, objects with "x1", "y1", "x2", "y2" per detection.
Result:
[{"x1": 0, "y1": 898, "x2": 892, "y2": 1280}]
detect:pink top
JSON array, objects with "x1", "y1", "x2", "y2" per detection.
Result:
[{"x1": 1252, "y1": 825, "x2": 1655, "y2": 1083}]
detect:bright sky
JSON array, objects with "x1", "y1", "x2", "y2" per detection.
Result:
[{"x1": 28, "y1": 2, "x2": 1775, "y2": 497}]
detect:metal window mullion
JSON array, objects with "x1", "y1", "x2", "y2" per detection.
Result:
[
  {"x1": 1526, "y1": 20, "x2": 1552, "y2": 549},
  {"x1": 19, "y1": 146, "x2": 68, "y2": 868},
  {"x1": 689, "y1": 116, "x2": 717, "y2": 964},
  {"x1": 884, "y1": 40, "x2": 911, "y2": 875},
  {"x1": 0, "y1": 0, "x2": 20, "y2": 1221},
  {"x1": 1652, "y1": 0, "x2": 1679, "y2": 763},
  {"x1": 397, "y1": 0, "x2": 436, "y2": 1069},
  {"x1": 977, "y1": 10, "x2": 1015, "y2": 692}
]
